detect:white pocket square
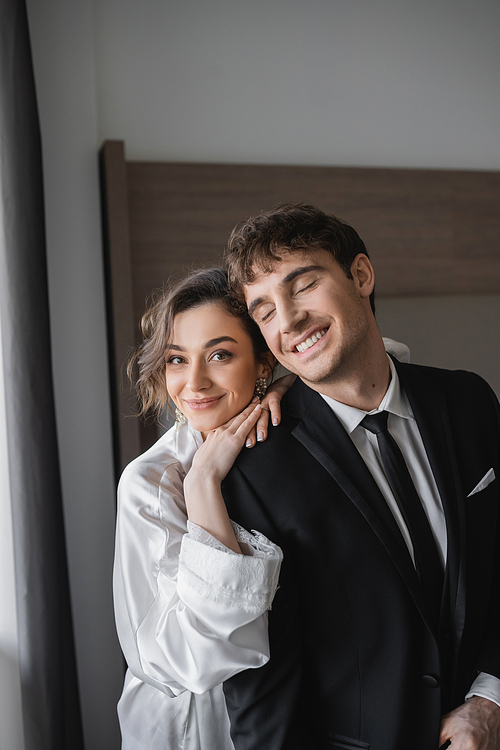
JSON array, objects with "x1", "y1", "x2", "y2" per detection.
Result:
[{"x1": 467, "y1": 468, "x2": 496, "y2": 497}]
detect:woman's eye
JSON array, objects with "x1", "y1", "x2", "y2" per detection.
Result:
[
  {"x1": 211, "y1": 350, "x2": 232, "y2": 362},
  {"x1": 166, "y1": 356, "x2": 185, "y2": 365}
]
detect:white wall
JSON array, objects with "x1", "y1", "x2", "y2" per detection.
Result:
[
  {"x1": 90, "y1": 0, "x2": 500, "y2": 397},
  {"x1": 18, "y1": 1, "x2": 500, "y2": 748},
  {"x1": 92, "y1": 0, "x2": 500, "y2": 169},
  {"x1": 376, "y1": 295, "x2": 500, "y2": 396}
]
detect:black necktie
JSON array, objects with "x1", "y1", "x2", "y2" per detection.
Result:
[{"x1": 361, "y1": 411, "x2": 444, "y2": 620}]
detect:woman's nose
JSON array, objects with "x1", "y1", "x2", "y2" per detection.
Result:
[{"x1": 186, "y1": 362, "x2": 211, "y2": 392}]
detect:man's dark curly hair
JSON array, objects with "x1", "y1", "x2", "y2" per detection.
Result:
[{"x1": 225, "y1": 202, "x2": 375, "y2": 314}]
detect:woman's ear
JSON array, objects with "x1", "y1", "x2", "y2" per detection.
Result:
[{"x1": 258, "y1": 352, "x2": 276, "y2": 382}]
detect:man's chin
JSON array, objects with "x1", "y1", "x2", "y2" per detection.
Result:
[
  {"x1": 289, "y1": 358, "x2": 347, "y2": 390},
  {"x1": 290, "y1": 368, "x2": 336, "y2": 388},
  {"x1": 276, "y1": 351, "x2": 330, "y2": 381}
]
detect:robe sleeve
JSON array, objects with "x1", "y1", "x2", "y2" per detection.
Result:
[{"x1": 113, "y1": 455, "x2": 282, "y2": 697}]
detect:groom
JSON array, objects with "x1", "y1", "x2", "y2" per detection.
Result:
[{"x1": 221, "y1": 203, "x2": 500, "y2": 750}]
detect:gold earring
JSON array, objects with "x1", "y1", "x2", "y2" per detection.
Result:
[
  {"x1": 254, "y1": 377, "x2": 268, "y2": 399},
  {"x1": 175, "y1": 407, "x2": 187, "y2": 429}
]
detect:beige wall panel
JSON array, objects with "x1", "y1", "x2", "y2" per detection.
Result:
[{"x1": 376, "y1": 294, "x2": 500, "y2": 397}]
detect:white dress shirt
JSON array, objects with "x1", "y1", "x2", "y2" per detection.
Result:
[{"x1": 321, "y1": 356, "x2": 500, "y2": 707}]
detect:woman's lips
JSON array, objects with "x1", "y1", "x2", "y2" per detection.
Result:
[{"x1": 183, "y1": 396, "x2": 224, "y2": 410}]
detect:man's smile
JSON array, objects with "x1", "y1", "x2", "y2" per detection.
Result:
[{"x1": 293, "y1": 327, "x2": 328, "y2": 354}]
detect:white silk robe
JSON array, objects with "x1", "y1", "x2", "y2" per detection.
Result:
[{"x1": 113, "y1": 421, "x2": 283, "y2": 749}]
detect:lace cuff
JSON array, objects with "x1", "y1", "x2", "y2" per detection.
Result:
[
  {"x1": 187, "y1": 520, "x2": 281, "y2": 559},
  {"x1": 187, "y1": 520, "x2": 238, "y2": 555},
  {"x1": 179, "y1": 525, "x2": 283, "y2": 613}
]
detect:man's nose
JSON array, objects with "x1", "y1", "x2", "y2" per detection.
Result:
[{"x1": 277, "y1": 301, "x2": 307, "y2": 334}]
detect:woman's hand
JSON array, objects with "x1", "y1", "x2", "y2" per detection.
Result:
[
  {"x1": 184, "y1": 402, "x2": 263, "y2": 553},
  {"x1": 187, "y1": 401, "x2": 263, "y2": 485},
  {"x1": 245, "y1": 374, "x2": 296, "y2": 448}
]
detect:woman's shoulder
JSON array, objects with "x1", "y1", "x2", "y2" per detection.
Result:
[{"x1": 118, "y1": 422, "x2": 201, "y2": 494}]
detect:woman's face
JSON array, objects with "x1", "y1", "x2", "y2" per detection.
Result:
[{"x1": 165, "y1": 302, "x2": 270, "y2": 435}]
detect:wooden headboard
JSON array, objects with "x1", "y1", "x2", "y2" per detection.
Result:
[{"x1": 99, "y1": 140, "x2": 500, "y2": 477}]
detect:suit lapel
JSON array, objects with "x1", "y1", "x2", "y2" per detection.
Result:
[
  {"x1": 394, "y1": 360, "x2": 467, "y2": 654},
  {"x1": 288, "y1": 380, "x2": 435, "y2": 628}
]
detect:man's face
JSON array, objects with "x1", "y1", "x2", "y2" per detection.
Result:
[{"x1": 244, "y1": 249, "x2": 374, "y2": 391}]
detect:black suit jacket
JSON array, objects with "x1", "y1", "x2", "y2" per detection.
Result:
[{"x1": 221, "y1": 361, "x2": 500, "y2": 750}]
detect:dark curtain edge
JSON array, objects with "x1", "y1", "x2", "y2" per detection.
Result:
[{"x1": 0, "y1": 0, "x2": 84, "y2": 748}]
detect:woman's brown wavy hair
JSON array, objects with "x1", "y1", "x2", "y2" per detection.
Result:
[{"x1": 128, "y1": 266, "x2": 270, "y2": 421}]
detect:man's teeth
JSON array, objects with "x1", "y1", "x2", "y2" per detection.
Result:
[{"x1": 296, "y1": 329, "x2": 327, "y2": 353}]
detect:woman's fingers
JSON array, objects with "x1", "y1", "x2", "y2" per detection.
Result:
[
  {"x1": 214, "y1": 374, "x2": 296, "y2": 448},
  {"x1": 245, "y1": 405, "x2": 270, "y2": 447},
  {"x1": 236, "y1": 403, "x2": 262, "y2": 438},
  {"x1": 192, "y1": 403, "x2": 262, "y2": 484},
  {"x1": 212, "y1": 400, "x2": 260, "y2": 437},
  {"x1": 217, "y1": 403, "x2": 262, "y2": 448},
  {"x1": 256, "y1": 406, "x2": 270, "y2": 443},
  {"x1": 261, "y1": 389, "x2": 280, "y2": 429},
  {"x1": 246, "y1": 374, "x2": 297, "y2": 447},
  {"x1": 260, "y1": 374, "x2": 296, "y2": 429},
  {"x1": 263, "y1": 392, "x2": 282, "y2": 428},
  {"x1": 245, "y1": 425, "x2": 257, "y2": 448}
]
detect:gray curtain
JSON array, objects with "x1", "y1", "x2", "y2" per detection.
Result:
[{"x1": 0, "y1": 0, "x2": 84, "y2": 748}]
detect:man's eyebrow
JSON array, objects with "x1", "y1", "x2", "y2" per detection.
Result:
[
  {"x1": 247, "y1": 265, "x2": 325, "y2": 319},
  {"x1": 165, "y1": 336, "x2": 237, "y2": 352},
  {"x1": 281, "y1": 264, "x2": 325, "y2": 285},
  {"x1": 248, "y1": 296, "x2": 266, "y2": 319}
]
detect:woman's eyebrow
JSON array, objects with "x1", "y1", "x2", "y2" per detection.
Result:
[
  {"x1": 165, "y1": 336, "x2": 237, "y2": 352},
  {"x1": 204, "y1": 336, "x2": 237, "y2": 349}
]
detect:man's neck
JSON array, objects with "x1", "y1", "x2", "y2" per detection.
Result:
[{"x1": 303, "y1": 337, "x2": 392, "y2": 412}]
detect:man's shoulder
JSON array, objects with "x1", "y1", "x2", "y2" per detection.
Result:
[
  {"x1": 397, "y1": 359, "x2": 493, "y2": 391},
  {"x1": 395, "y1": 360, "x2": 499, "y2": 418}
]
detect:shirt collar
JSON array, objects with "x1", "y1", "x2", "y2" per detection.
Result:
[{"x1": 320, "y1": 356, "x2": 414, "y2": 435}]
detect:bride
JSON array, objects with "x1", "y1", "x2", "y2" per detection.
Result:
[{"x1": 113, "y1": 267, "x2": 290, "y2": 749}]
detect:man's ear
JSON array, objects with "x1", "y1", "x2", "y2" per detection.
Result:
[
  {"x1": 258, "y1": 351, "x2": 276, "y2": 381},
  {"x1": 351, "y1": 254, "x2": 375, "y2": 299}
]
